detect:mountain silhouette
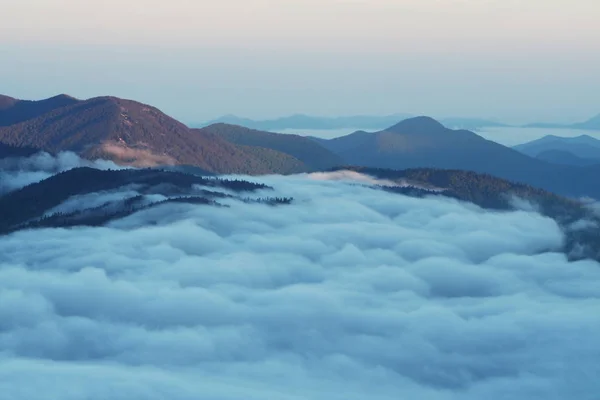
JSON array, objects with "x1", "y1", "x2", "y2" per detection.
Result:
[
  {"x1": 315, "y1": 116, "x2": 550, "y2": 179},
  {"x1": 526, "y1": 114, "x2": 600, "y2": 130},
  {"x1": 0, "y1": 94, "x2": 307, "y2": 174},
  {"x1": 439, "y1": 117, "x2": 508, "y2": 130},
  {"x1": 387, "y1": 116, "x2": 447, "y2": 133},
  {"x1": 514, "y1": 135, "x2": 600, "y2": 161},
  {"x1": 3, "y1": 94, "x2": 600, "y2": 199},
  {"x1": 200, "y1": 114, "x2": 506, "y2": 131},
  {"x1": 200, "y1": 113, "x2": 413, "y2": 131},
  {"x1": 534, "y1": 149, "x2": 600, "y2": 167},
  {"x1": 198, "y1": 123, "x2": 343, "y2": 170},
  {"x1": 315, "y1": 116, "x2": 600, "y2": 198},
  {"x1": 572, "y1": 114, "x2": 600, "y2": 130},
  {"x1": 0, "y1": 94, "x2": 79, "y2": 126},
  {"x1": 0, "y1": 167, "x2": 279, "y2": 234}
]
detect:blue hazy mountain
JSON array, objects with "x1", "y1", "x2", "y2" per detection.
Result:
[
  {"x1": 313, "y1": 117, "x2": 543, "y2": 177},
  {"x1": 514, "y1": 135, "x2": 600, "y2": 165},
  {"x1": 199, "y1": 114, "x2": 508, "y2": 131},
  {"x1": 199, "y1": 113, "x2": 414, "y2": 131},
  {"x1": 312, "y1": 116, "x2": 600, "y2": 198},
  {"x1": 439, "y1": 117, "x2": 508, "y2": 130},
  {"x1": 196, "y1": 123, "x2": 343, "y2": 170},
  {"x1": 534, "y1": 149, "x2": 600, "y2": 167},
  {"x1": 526, "y1": 114, "x2": 600, "y2": 130},
  {"x1": 4, "y1": 93, "x2": 600, "y2": 199}
]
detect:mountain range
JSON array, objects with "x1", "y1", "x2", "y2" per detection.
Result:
[
  {"x1": 203, "y1": 112, "x2": 600, "y2": 132},
  {"x1": 526, "y1": 114, "x2": 600, "y2": 131},
  {"x1": 312, "y1": 117, "x2": 578, "y2": 192},
  {"x1": 316, "y1": 121, "x2": 600, "y2": 198},
  {"x1": 514, "y1": 135, "x2": 600, "y2": 166},
  {"x1": 197, "y1": 123, "x2": 342, "y2": 170},
  {"x1": 200, "y1": 114, "x2": 507, "y2": 131},
  {"x1": 2, "y1": 93, "x2": 600, "y2": 199},
  {"x1": 199, "y1": 113, "x2": 414, "y2": 131},
  {"x1": 0, "y1": 94, "x2": 341, "y2": 174},
  {"x1": 0, "y1": 94, "x2": 80, "y2": 126}
]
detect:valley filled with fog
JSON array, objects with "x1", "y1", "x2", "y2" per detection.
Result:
[
  {"x1": 3, "y1": 0, "x2": 599, "y2": 398},
  {"x1": 1, "y1": 156, "x2": 599, "y2": 400}
]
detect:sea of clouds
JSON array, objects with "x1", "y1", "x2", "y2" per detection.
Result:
[{"x1": 0, "y1": 154, "x2": 599, "y2": 399}]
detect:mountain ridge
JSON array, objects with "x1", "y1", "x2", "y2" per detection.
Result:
[
  {"x1": 3, "y1": 93, "x2": 600, "y2": 199},
  {"x1": 197, "y1": 123, "x2": 343, "y2": 170},
  {"x1": 199, "y1": 113, "x2": 413, "y2": 131},
  {"x1": 526, "y1": 113, "x2": 600, "y2": 130},
  {"x1": 316, "y1": 116, "x2": 549, "y2": 175},
  {"x1": 0, "y1": 94, "x2": 310, "y2": 174},
  {"x1": 0, "y1": 94, "x2": 80, "y2": 126},
  {"x1": 534, "y1": 149, "x2": 600, "y2": 167},
  {"x1": 313, "y1": 117, "x2": 600, "y2": 198},
  {"x1": 199, "y1": 113, "x2": 508, "y2": 131},
  {"x1": 514, "y1": 134, "x2": 600, "y2": 163}
]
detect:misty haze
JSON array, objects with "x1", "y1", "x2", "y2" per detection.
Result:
[{"x1": 1, "y1": 1, "x2": 600, "y2": 399}]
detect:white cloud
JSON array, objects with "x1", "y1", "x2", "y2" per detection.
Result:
[
  {"x1": 0, "y1": 171, "x2": 598, "y2": 399},
  {"x1": 308, "y1": 170, "x2": 445, "y2": 192},
  {"x1": 0, "y1": 151, "x2": 121, "y2": 195}
]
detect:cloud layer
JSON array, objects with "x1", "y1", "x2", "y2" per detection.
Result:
[
  {"x1": 0, "y1": 151, "x2": 119, "y2": 195},
  {"x1": 0, "y1": 171, "x2": 599, "y2": 399}
]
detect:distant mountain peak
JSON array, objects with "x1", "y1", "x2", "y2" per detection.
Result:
[
  {"x1": 0, "y1": 94, "x2": 81, "y2": 127},
  {"x1": 575, "y1": 134, "x2": 596, "y2": 140},
  {"x1": 386, "y1": 116, "x2": 446, "y2": 133},
  {"x1": 0, "y1": 95, "x2": 324, "y2": 174},
  {"x1": 0, "y1": 95, "x2": 18, "y2": 110},
  {"x1": 517, "y1": 134, "x2": 600, "y2": 146},
  {"x1": 585, "y1": 113, "x2": 600, "y2": 123},
  {"x1": 529, "y1": 112, "x2": 600, "y2": 130},
  {"x1": 48, "y1": 93, "x2": 79, "y2": 102},
  {"x1": 206, "y1": 122, "x2": 245, "y2": 130}
]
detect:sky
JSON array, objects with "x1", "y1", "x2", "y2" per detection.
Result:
[{"x1": 1, "y1": 0, "x2": 599, "y2": 123}]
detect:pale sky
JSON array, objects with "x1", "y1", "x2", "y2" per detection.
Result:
[{"x1": 1, "y1": 0, "x2": 599, "y2": 123}]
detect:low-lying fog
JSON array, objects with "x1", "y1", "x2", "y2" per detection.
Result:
[{"x1": 0, "y1": 155, "x2": 599, "y2": 399}]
